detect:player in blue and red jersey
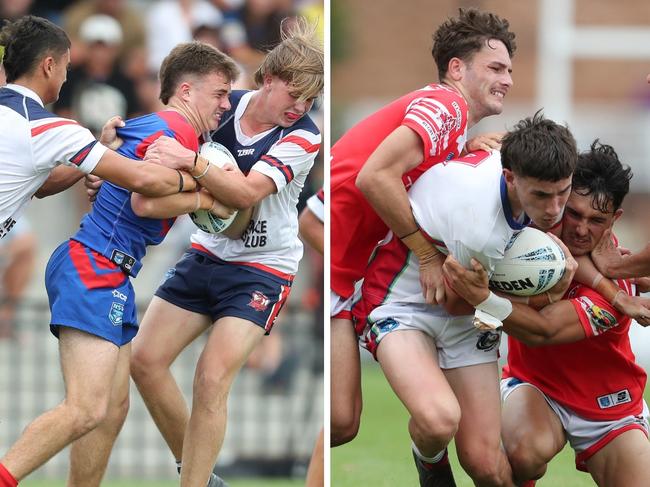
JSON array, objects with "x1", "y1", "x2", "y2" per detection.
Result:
[{"x1": 0, "y1": 43, "x2": 240, "y2": 487}]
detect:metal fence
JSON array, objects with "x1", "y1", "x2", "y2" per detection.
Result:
[{"x1": 0, "y1": 300, "x2": 323, "y2": 480}]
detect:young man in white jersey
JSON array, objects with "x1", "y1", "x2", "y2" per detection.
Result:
[
  {"x1": 125, "y1": 20, "x2": 324, "y2": 487},
  {"x1": 351, "y1": 113, "x2": 577, "y2": 487},
  {"x1": 330, "y1": 8, "x2": 516, "y2": 446},
  {"x1": 0, "y1": 16, "x2": 199, "y2": 241},
  {"x1": 444, "y1": 141, "x2": 650, "y2": 487}
]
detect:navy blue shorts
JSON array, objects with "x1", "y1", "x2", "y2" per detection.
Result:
[
  {"x1": 46, "y1": 240, "x2": 138, "y2": 346},
  {"x1": 155, "y1": 249, "x2": 292, "y2": 333}
]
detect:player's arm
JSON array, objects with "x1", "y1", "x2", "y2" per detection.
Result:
[
  {"x1": 592, "y1": 228, "x2": 650, "y2": 278},
  {"x1": 299, "y1": 206, "x2": 324, "y2": 255},
  {"x1": 221, "y1": 207, "x2": 254, "y2": 239},
  {"x1": 130, "y1": 190, "x2": 233, "y2": 219},
  {"x1": 357, "y1": 126, "x2": 446, "y2": 303},
  {"x1": 91, "y1": 150, "x2": 197, "y2": 197},
  {"x1": 142, "y1": 135, "x2": 276, "y2": 208},
  {"x1": 574, "y1": 253, "x2": 650, "y2": 325},
  {"x1": 34, "y1": 165, "x2": 85, "y2": 198}
]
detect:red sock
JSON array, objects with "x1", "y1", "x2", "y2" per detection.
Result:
[
  {"x1": 0, "y1": 464, "x2": 17, "y2": 487},
  {"x1": 520, "y1": 481, "x2": 536, "y2": 487}
]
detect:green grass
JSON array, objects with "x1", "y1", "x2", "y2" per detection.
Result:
[
  {"x1": 331, "y1": 362, "x2": 598, "y2": 487},
  {"x1": 22, "y1": 480, "x2": 302, "y2": 487}
]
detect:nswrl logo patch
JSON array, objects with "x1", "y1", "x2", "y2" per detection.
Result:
[{"x1": 109, "y1": 302, "x2": 124, "y2": 326}]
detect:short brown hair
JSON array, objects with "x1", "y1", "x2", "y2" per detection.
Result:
[
  {"x1": 432, "y1": 8, "x2": 516, "y2": 81},
  {"x1": 0, "y1": 16, "x2": 70, "y2": 83},
  {"x1": 159, "y1": 42, "x2": 240, "y2": 104},
  {"x1": 254, "y1": 17, "x2": 324, "y2": 102}
]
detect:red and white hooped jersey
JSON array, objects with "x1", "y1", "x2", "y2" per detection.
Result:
[
  {"x1": 0, "y1": 84, "x2": 107, "y2": 237},
  {"x1": 191, "y1": 90, "x2": 321, "y2": 277},
  {"x1": 355, "y1": 150, "x2": 529, "y2": 319},
  {"x1": 504, "y1": 278, "x2": 646, "y2": 421},
  {"x1": 331, "y1": 84, "x2": 468, "y2": 298}
]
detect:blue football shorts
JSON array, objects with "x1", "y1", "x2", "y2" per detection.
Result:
[
  {"x1": 155, "y1": 248, "x2": 293, "y2": 333},
  {"x1": 46, "y1": 240, "x2": 138, "y2": 346}
]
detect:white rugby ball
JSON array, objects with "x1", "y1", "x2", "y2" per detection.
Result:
[
  {"x1": 489, "y1": 227, "x2": 566, "y2": 296},
  {"x1": 188, "y1": 142, "x2": 238, "y2": 234}
]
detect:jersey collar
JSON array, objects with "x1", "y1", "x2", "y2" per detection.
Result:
[
  {"x1": 4, "y1": 84, "x2": 45, "y2": 107},
  {"x1": 501, "y1": 175, "x2": 530, "y2": 230}
]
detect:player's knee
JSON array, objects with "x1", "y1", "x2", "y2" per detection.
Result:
[
  {"x1": 330, "y1": 411, "x2": 360, "y2": 446},
  {"x1": 192, "y1": 368, "x2": 233, "y2": 410},
  {"x1": 104, "y1": 394, "x2": 130, "y2": 430},
  {"x1": 130, "y1": 348, "x2": 160, "y2": 382},
  {"x1": 505, "y1": 442, "x2": 547, "y2": 481},
  {"x1": 412, "y1": 404, "x2": 460, "y2": 445},
  {"x1": 65, "y1": 401, "x2": 110, "y2": 437}
]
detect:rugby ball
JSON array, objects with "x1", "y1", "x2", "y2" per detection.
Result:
[
  {"x1": 489, "y1": 228, "x2": 566, "y2": 296},
  {"x1": 188, "y1": 142, "x2": 238, "y2": 234}
]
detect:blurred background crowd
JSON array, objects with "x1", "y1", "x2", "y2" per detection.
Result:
[{"x1": 0, "y1": 0, "x2": 324, "y2": 483}]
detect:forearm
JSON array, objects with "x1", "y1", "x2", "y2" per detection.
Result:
[
  {"x1": 356, "y1": 169, "x2": 418, "y2": 237},
  {"x1": 502, "y1": 302, "x2": 584, "y2": 346},
  {"x1": 94, "y1": 151, "x2": 196, "y2": 197},
  {"x1": 34, "y1": 165, "x2": 84, "y2": 198},
  {"x1": 131, "y1": 191, "x2": 212, "y2": 218},
  {"x1": 605, "y1": 246, "x2": 650, "y2": 278},
  {"x1": 298, "y1": 209, "x2": 324, "y2": 255},
  {"x1": 221, "y1": 207, "x2": 253, "y2": 239},
  {"x1": 192, "y1": 156, "x2": 259, "y2": 209}
]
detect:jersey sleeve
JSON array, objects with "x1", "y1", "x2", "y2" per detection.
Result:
[
  {"x1": 402, "y1": 95, "x2": 464, "y2": 160},
  {"x1": 306, "y1": 189, "x2": 324, "y2": 223},
  {"x1": 251, "y1": 128, "x2": 321, "y2": 193},
  {"x1": 569, "y1": 282, "x2": 633, "y2": 337},
  {"x1": 31, "y1": 118, "x2": 107, "y2": 174}
]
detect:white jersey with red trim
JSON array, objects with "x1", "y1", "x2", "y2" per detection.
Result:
[
  {"x1": 357, "y1": 150, "x2": 529, "y2": 314},
  {"x1": 0, "y1": 84, "x2": 107, "y2": 238},
  {"x1": 504, "y1": 277, "x2": 646, "y2": 420},
  {"x1": 191, "y1": 90, "x2": 321, "y2": 276}
]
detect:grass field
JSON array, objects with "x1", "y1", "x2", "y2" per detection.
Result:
[
  {"x1": 331, "y1": 362, "x2": 599, "y2": 487},
  {"x1": 22, "y1": 480, "x2": 303, "y2": 487}
]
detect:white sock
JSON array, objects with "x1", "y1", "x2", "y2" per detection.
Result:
[{"x1": 412, "y1": 441, "x2": 446, "y2": 464}]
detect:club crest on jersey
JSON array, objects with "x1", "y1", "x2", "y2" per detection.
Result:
[
  {"x1": 370, "y1": 317, "x2": 399, "y2": 337},
  {"x1": 109, "y1": 302, "x2": 124, "y2": 326},
  {"x1": 476, "y1": 330, "x2": 500, "y2": 351},
  {"x1": 577, "y1": 296, "x2": 617, "y2": 333},
  {"x1": 248, "y1": 291, "x2": 270, "y2": 312}
]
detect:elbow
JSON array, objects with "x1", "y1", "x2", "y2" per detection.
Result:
[
  {"x1": 129, "y1": 172, "x2": 165, "y2": 197},
  {"x1": 355, "y1": 169, "x2": 372, "y2": 196},
  {"x1": 231, "y1": 190, "x2": 257, "y2": 210},
  {"x1": 130, "y1": 196, "x2": 154, "y2": 217}
]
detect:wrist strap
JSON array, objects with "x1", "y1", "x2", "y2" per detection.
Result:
[
  {"x1": 192, "y1": 152, "x2": 199, "y2": 170},
  {"x1": 176, "y1": 169, "x2": 184, "y2": 193},
  {"x1": 475, "y1": 291, "x2": 513, "y2": 321},
  {"x1": 194, "y1": 191, "x2": 201, "y2": 212}
]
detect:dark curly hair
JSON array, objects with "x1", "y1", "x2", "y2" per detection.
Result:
[
  {"x1": 572, "y1": 140, "x2": 632, "y2": 213},
  {"x1": 501, "y1": 110, "x2": 577, "y2": 182},
  {"x1": 432, "y1": 8, "x2": 516, "y2": 80},
  {"x1": 0, "y1": 16, "x2": 70, "y2": 83}
]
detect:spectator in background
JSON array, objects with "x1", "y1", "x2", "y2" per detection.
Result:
[
  {"x1": 63, "y1": 0, "x2": 145, "y2": 61},
  {"x1": 0, "y1": 0, "x2": 33, "y2": 21},
  {"x1": 0, "y1": 219, "x2": 36, "y2": 340},
  {"x1": 146, "y1": 0, "x2": 224, "y2": 72},
  {"x1": 55, "y1": 14, "x2": 141, "y2": 135}
]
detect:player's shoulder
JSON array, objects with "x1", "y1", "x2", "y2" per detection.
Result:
[
  {"x1": 0, "y1": 86, "x2": 54, "y2": 122},
  {"x1": 410, "y1": 83, "x2": 466, "y2": 108}
]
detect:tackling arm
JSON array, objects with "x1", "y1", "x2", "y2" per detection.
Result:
[
  {"x1": 298, "y1": 206, "x2": 324, "y2": 255},
  {"x1": 34, "y1": 165, "x2": 85, "y2": 198}
]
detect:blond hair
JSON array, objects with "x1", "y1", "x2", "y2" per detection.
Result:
[{"x1": 254, "y1": 17, "x2": 324, "y2": 102}]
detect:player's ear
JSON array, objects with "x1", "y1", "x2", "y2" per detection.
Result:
[
  {"x1": 42, "y1": 55, "x2": 55, "y2": 78},
  {"x1": 612, "y1": 208, "x2": 623, "y2": 224},
  {"x1": 447, "y1": 57, "x2": 464, "y2": 82},
  {"x1": 502, "y1": 168, "x2": 515, "y2": 185},
  {"x1": 178, "y1": 81, "x2": 192, "y2": 102}
]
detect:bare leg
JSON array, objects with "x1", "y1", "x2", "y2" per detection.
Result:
[
  {"x1": 586, "y1": 429, "x2": 650, "y2": 487},
  {"x1": 305, "y1": 429, "x2": 324, "y2": 487},
  {"x1": 180, "y1": 316, "x2": 265, "y2": 487},
  {"x1": 445, "y1": 363, "x2": 514, "y2": 487},
  {"x1": 130, "y1": 296, "x2": 210, "y2": 460},
  {"x1": 330, "y1": 317, "x2": 362, "y2": 446},
  {"x1": 377, "y1": 330, "x2": 460, "y2": 456},
  {"x1": 501, "y1": 384, "x2": 566, "y2": 484},
  {"x1": 0, "y1": 328, "x2": 119, "y2": 480},
  {"x1": 67, "y1": 343, "x2": 132, "y2": 487}
]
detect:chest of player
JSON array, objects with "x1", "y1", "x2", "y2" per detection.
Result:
[{"x1": 211, "y1": 120, "x2": 282, "y2": 175}]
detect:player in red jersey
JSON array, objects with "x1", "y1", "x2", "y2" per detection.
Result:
[
  {"x1": 444, "y1": 142, "x2": 650, "y2": 487},
  {"x1": 330, "y1": 8, "x2": 516, "y2": 447}
]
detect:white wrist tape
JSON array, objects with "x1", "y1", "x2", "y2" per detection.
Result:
[{"x1": 475, "y1": 292, "x2": 513, "y2": 321}]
